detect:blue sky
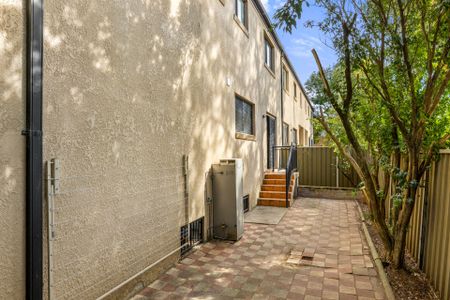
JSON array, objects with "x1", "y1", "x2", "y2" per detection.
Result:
[{"x1": 261, "y1": 0, "x2": 337, "y2": 84}]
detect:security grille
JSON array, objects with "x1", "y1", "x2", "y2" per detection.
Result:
[
  {"x1": 180, "y1": 217, "x2": 204, "y2": 256},
  {"x1": 243, "y1": 195, "x2": 249, "y2": 213}
]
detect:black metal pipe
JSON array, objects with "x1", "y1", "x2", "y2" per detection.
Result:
[
  {"x1": 280, "y1": 54, "x2": 284, "y2": 145},
  {"x1": 23, "y1": 0, "x2": 44, "y2": 299}
]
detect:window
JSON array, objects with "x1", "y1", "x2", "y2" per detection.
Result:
[
  {"x1": 282, "y1": 66, "x2": 289, "y2": 92},
  {"x1": 264, "y1": 36, "x2": 274, "y2": 71},
  {"x1": 235, "y1": 95, "x2": 254, "y2": 136},
  {"x1": 282, "y1": 123, "x2": 289, "y2": 145},
  {"x1": 292, "y1": 128, "x2": 298, "y2": 145},
  {"x1": 294, "y1": 83, "x2": 297, "y2": 99},
  {"x1": 235, "y1": 0, "x2": 247, "y2": 27}
]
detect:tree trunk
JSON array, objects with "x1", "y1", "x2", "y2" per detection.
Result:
[
  {"x1": 391, "y1": 223, "x2": 408, "y2": 268},
  {"x1": 390, "y1": 162, "x2": 420, "y2": 268},
  {"x1": 361, "y1": 166, "x2": 393, "y2": 253}
]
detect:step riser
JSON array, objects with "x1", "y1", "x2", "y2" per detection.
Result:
[
  {"x1": 259, "y1": 192, "x2": 292, "y2": 199},
  {"x1": 263, "y1": 179, "x2": 294, "y2": 185},
  {"x1": 258, "y1": 199, "x2": 290, "y2": 207},
  {"x1": 261, "y1": 186, "x2": 293, "y2": 192},
  {"x1": 264, "y1": 174, "x2": 286, "y2": 179},
  {"x1": 264, "y1": 174, "x2": 296, "y2": 180}
]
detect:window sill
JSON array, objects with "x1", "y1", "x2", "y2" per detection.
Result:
[
  {"x1": 235, "y1": 132, "x2": 256, "y2": 141},
  {"x1": 234, "y1": 15, "x2": 249, "y2": 38},
  {"x1": 264, "y1": 64, "x2": 276, "y2": 78}
]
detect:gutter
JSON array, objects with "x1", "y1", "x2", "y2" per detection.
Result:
[{"x1": 22, "y1": 0, "x2": 44, "y2": 299}]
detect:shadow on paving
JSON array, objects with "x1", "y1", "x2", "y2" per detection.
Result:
[{"x1": 132, "y1": 198, "x2": 386, "y2": 300}]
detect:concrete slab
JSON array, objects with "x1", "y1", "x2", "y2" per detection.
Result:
[{"x1": 244, "y1": 206, "x2": 288, "y2": 225}]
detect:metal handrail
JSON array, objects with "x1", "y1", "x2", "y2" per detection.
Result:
[
  {"x1": 271, "y1": 144, "x2": 297, "y2": 207},
  {"x1": 271, "y1": 145, "x2": 290, "y2": 172},
  {"x1": 285, "y1": 143, "x2": 297, "y2": 207}
]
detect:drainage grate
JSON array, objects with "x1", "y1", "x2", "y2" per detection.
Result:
[
  {"x1": 180, "y1": 217, "x2": 204, "y2": 256},
  {"x1": 243, "y1": 195, "x2": 249, "y2": 213}
]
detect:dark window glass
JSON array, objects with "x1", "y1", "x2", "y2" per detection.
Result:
[
  {"x1": 282, "y1": 123, "x2": 289, "y2": 145},
  {"x1": 282, "y1": 67, "x2": 289, "y2": 91},
  {"x1": 264, "y1": 38, "x2": 273, "y2": 70},
  {"x1": 235, "y1": 96, "x2": 254, "y2": 135}
]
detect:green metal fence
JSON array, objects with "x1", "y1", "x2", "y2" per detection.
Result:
[{"x1": 296, "y1": 146, "x2": 359, "y2": 188}]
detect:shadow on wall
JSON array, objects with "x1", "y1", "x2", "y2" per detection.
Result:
[
  {"x1": 0, "y1": 1, "x2": 26, "y2": 300},
  {"x1": 41, "y1": 0, "x2": 271, "y2": 299}
]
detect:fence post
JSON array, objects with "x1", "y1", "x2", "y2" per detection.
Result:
[{"x1": 336, "y1": 155, "x2": 339, "y2": 187}]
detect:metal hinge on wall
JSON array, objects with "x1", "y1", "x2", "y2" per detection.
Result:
[
  {"x1": 46, "y1": 159, "x2": 60, "y2": 240},
  {"x1": 46, "y1": 158, "x2": 60, "y2": 300}
]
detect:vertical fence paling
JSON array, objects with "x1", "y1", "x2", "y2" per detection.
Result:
[
  {"x1": 401, "y1": 151, "x2": 450, "y2": 300},
  {"x1": 297, "y1": 147, "x2": 358, "y2": 188}
]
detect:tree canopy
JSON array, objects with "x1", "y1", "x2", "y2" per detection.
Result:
[{"x1": 275, "y1": 0, "x2": 450, "y2": 268}]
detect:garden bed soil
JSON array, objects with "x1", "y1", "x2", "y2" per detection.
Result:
[{"x1": 358, "y1": 199, "x2": 439, "y2": 300}]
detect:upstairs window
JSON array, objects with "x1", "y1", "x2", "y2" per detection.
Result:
[
  {"x1": 294, "y1": 83, "x2": 297, "y2": 99},
  {"x1": 235, "y1": 95, "x2": 254, "y2": 136},
  {"x1": 282, "y1": 123, "x2": 289, "y2": 145},
  {"x1": 235, "y1": 0, "x2": 247, "y2": 28},
  {"x1": 282, "y1": 66, "x2": 289, "y2": 92},
  {"x1": 264, "y1": 37, "x2": 274, "y2": 71},
  {"x1": 292, "y1": 128, "x2": 298, "y2": 145}
]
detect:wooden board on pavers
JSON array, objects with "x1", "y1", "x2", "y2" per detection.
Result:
[{"x1": 302, "y1": 247, "x2": 316, "y2": 259}]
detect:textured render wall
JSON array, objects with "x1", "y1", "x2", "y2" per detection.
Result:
[
  {"x1": 282, "y1": 61, "x2": 312, "y2": 146},
  {"x1": 41, "y1": 0, "x2": 313, "y2": 298},
  {"x1": 43, "y1": 1, "x2": 201, "y2": 298},
  {"x1": 189, "y1": 0, "x2": 285, "y2": 217},
  {"x1": 0, "y1": 1, "x2": 26, "y2": 299}
]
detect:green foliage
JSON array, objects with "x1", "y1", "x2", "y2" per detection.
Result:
[
  {"x1": 273, "y1": 0, "x2": 308, "y2": 33},
  {"x1": 273, "y1": 0, "x2": 449, "y2": 267}
]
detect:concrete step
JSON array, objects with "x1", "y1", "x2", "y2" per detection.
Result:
[
  {"x1": 263, "y1": 179, "x2": 295, "y2": 185},
  {"x1": 258, "y1": 198, "x2": 291, "y2": 207},
  {"x1": 261, "y1": 185, "x2": 293, "y2": 192},
  {"x1": 259, "y1": 191, "x2": 292, "y2": 199},
  {"x1": 264, "y1": 173, "x2": 286, "y2": 180}
]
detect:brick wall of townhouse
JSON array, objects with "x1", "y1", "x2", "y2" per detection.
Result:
[{"x1": 0, "y1": 0, "x2": 313, "y2": 299}]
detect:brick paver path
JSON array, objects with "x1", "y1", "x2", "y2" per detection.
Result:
[{"x1": 132, "y1": 198, "x2": 386, "y2": 299}]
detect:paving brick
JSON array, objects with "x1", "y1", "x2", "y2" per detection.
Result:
[{"x1": 131, "y1": 198, "x2": 386, "y2": 300}]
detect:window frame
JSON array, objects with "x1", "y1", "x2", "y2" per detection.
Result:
[
  {"x1": 235, "y1": 94, "x2": 256, "y2": 140},
  {"x1": 282, "y1": 122, "x2": 289, "y2": 146},
  {"x1": 264, "y1": 34, "x2": 275, "y2": 73},
  {"x1": 235, "y1": 0, "x2": 248, "y2": 29},
  {"x1": 292, "y1": 128, "x2": 298, "y2": 145},
  {"x1": 282, "y1": 65, "x2": 289, "y2": 93},
  {"x1": 293, "y1": 82, "x2": 297, "y2": 100}
]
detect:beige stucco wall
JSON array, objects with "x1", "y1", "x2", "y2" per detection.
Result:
[
  {"x1": 0, "y1": 0, "x2": 313, "y2": 299},
  {"x1": 0, "y1": 1, "x2": 26, "y2": 299},
  {"x1": 281, "y1": 59, "x2": 313, "y2": 146},
  {"x1": 43, "y1": 1, "x2": 202, "y2": 298}
]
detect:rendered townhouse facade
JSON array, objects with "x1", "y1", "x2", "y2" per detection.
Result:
[{"x1": 0, "y1": 0, "x2": 313, "y2": 299}]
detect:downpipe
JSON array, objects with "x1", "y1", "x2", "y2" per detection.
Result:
[{"x1": 23, "y1": 0, "x2": 44, "y2": 299}]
